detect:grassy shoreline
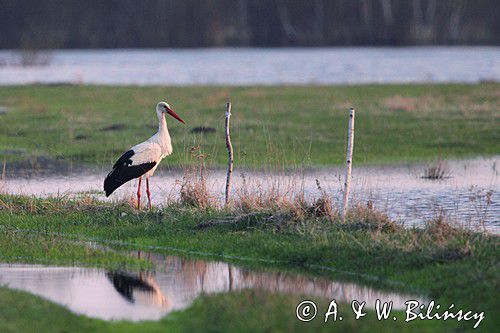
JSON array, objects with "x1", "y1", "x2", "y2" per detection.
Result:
[
  {"x1": 0, "y1": 194, "x2": 498, "y2": 332},
  {"x1": 0, "y1": 83, "x2": 498, "y2": 168}
]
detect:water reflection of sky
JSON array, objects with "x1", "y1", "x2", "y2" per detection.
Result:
[{"x1": 0, "y1": 252, "x2": 426, "y2": 321}]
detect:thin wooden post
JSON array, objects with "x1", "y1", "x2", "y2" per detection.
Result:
[
  {"x1": 0, "y1": 156, "x2": 5, "y2": 192},
  {"x1": 225, "y1": 102, "x2": 234, "y2": 206},
  {"x1": 342, "y1": 108, "x2": 355, "y2": 221},
  {"x1": 1, "y1": 156, "x2": 5, "y2": 181}
]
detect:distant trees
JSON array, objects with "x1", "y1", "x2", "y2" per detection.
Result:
[{"x1": 0, "y1": 0, "x2": 498, "y2": 49}]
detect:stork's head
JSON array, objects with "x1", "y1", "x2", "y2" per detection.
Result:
[{"x1": 156, "y1": 101, "x2": 185, "y2": 124}]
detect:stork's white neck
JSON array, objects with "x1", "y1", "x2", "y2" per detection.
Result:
[
  {"x1": 155, "y1": 112, "x2": 173, "y2": 156},
  {"x1": 158, "y1": 112, "x2": 168, "y2": 133}
]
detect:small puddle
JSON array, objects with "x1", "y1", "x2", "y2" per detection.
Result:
[{"x1": 0, "y1": 252, "x2": 424, "y2": 321}]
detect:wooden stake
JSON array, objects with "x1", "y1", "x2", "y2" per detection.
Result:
[
  {"x1": 1, "y1": 156, "x2": 5, "y2": 181},
  {"x1": 0, "y1": 156, "x2": 5, "y2": 193},
  {"x1": 225, "y1": 102, "x2": 234, "y2": 206},
  {"x1": 342, "y1": 108, "x2": 355, "y2": 221}
]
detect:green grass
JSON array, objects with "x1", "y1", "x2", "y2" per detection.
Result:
[
  {"x1": 0, "y1": 229, "x2": 151, "y2": 270},
  {"x1": 0, "y1": 84, "x2": 498, "y2": 168},
  {"x1": 0, "y1": 287, "x2": 460, "y2": 333},
  {"x1": 0, "y1": 195, "x2": 497, "y2": 332}
]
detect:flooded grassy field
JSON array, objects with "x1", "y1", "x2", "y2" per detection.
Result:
[
  {"x1": 0, "y1": 83, "x2": 498, "y2": 332},
  {"x1": 2, "y1": 157, "x2": 497, "y2": 233}
]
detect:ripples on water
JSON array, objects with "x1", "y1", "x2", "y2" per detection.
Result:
[
  {"x1": 0, "y1": 47, "x2": 498, "y2": 85},
  {"x1": 2, "y1": 157, "x2": 498, "y2": 233},
  {"x1": 0, "y1": 252, "x2": 425, "y2": 321}
]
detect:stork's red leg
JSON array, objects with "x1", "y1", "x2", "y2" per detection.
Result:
[
  {"x1": 146, "y1": 176, "x2": 152, "y2": 211},
  {"x1": 137, "y1": 176, "x2": 142, "y2": 210}
]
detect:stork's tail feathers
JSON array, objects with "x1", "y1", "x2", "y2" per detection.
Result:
[
  {"x1": 104, "y1": 170, "x2": 122, "y2": 197},
  {"x1": 104, "y1": 162, "x2": 157, "y2": 197}
]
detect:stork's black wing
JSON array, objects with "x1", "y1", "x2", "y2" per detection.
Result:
[
  {"x1": 112, "y1": 150, "x2": 134, "y2": 169},
  {"x1": 104, "y1": 150, "x2": 157, "y2": 197}
]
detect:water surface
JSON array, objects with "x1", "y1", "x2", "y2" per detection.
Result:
[
  {"x1": 3, "y1": 157, "x2": 498, "y2": 233},
  {"x1": 0, "y1": 252, "x2": 424, "y2": 321},
  {"x1": 0, "y1": 47, "x2": 498, "y2": 85}
]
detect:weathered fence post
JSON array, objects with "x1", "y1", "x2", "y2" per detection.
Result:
[
  {"x1": 1, "y1": 156, "x2": 5, "y2": 181},
  {"x1": 0, "y1": 157, "x2": 5, "y2": 192},
  {"x1": 342, "y1": 108, "x2": 355, "y2": 221},
  {"x1": 225, "y1": 102, "x2": 234, "y2": 206}
]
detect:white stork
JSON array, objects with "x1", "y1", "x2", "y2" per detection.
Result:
[{"x1": 104, "y1": 101, "x2": 185, "y2": 209}]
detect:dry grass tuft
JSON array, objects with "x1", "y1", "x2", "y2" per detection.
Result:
[
  {"x1": 308, "y1": 179, "x2": 333, "y2": 219},
  {"x1": 357, "y1": 208, "x2": 475, "y2": 262},
  {"x1": 233, "y1": 175, "x2": 333, "y2": 222},
  {"x1": 424, "y1": 212, "x2": 462, "y2": 242},
  {"x1": 114, "y1": 192, "x2": 138, "y2": 209},
  {"x1": 423, "y1": 214, "x2": 473, "y2": 261},
  {"x1": 345, "y1": 201, "x2": 401, "y2": 233},
  {"x1": 179, "y1": 147, "x2": 213, "y2": 209},
  {"x1": 234, "y1": 173, "x2": 286, "y2": 213}
]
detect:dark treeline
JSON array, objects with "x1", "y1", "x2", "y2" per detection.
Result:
[{"x1": 1, "y1": 0, "x2": 499, "y2": 49}]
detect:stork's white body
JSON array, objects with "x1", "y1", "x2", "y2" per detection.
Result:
[
  {"x1": 129, "y1": 112, "x2": 173, "y2": 178},
  {"x1": 104, "y1": 101, "x2": 184, "y2": 209}
]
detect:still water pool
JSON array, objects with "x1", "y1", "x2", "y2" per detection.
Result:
[{"x1": 0, "y1": 251, "x2": 424, "y2": 321}]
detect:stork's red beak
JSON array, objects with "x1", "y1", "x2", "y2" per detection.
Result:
[{"x1": 167, "y1": 108, "x2": 185, "y2": 124}]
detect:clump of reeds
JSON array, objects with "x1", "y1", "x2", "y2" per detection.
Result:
[
  {"x1": 234, "y1": 173, "x2": 288, "y2": 213},
  {"x1": 307, "y1": 179, "x2": 333, "y2": 218},
  {"x1": 422, "y1": 159, "x2": 450, "y2": 180},
  {"x1": 233, "y1": 174, "x2": 334, "y2": 222},
  {"x1": 467, "y1": 188, "x2": 493, "y2": 231},
  {"x1": 179, "y1": 146, "x2": 212, "y2": 209},
  {"x1": 424, "y1": 211, "x2": 463, "y2": 241},
  {"x1": 418, "y1": 212, "x2": 474, "y2": 261},
  {"x1": 115, "y1": 192, "x2": 138, "y2": 209},
  {"x1": 343, "y1": 200, "x2": 401, "y2": 233}
]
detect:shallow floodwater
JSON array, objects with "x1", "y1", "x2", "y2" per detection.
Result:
[
  {"x1": 2, "y1": 157, "x2": 498, "y2": 233},
  {"x1": 0, "y1": 252, "x2": 424, "y2": 321},
  {"x1": 0, "y1": 47, "x2": 498, "y2": 85}
]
